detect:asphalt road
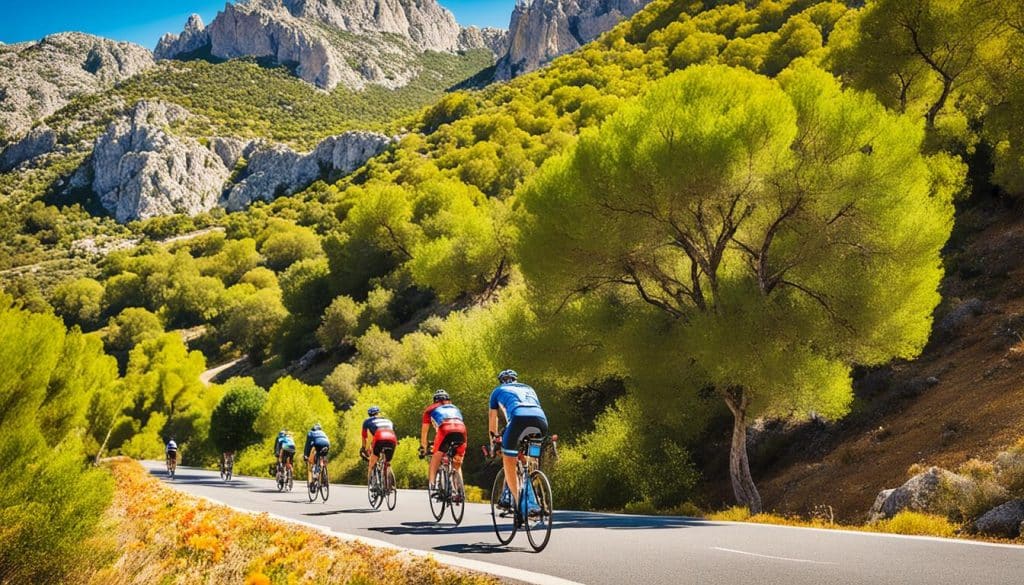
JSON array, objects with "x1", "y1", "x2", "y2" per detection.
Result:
[{"x1": 145, "y1": 463, "x2": 1024, "y2": 585}]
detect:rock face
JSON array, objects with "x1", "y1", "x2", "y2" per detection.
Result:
[
  {"x1": 76, "y1": 101, "x2": 231, "y2": 223},
  {"x1": 459, "y1": 26, "x2": 509, "y2": 55},
  {"x1": 71, "y1": 101, "x2": 392, "y2": 222},
  {"x1": 0, "y1": 33, "x2": 153, "y2": 144},
  {"x1": 223, "y1": 131, "x2": 392, "y2": 210},
  {"x1": 156, "y1": 0, "x2": 502, "y2": 90},
  {"x1": 974, "y1": 500, "x2": 1024, "y2": 538},
  {"x1": 0, "y1": 125, "x2": 57, "y2": 171},
  {"x1": 495, "y1": 0, "x2": 651, "y2": 79},
  {"x1": 868, "y1": 467, "x2": 975, "y2": 521}
]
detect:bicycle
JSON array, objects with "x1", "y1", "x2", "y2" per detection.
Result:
[
  {"x1": 219, "y1": 453, "x2": 234, "y2": 481},
  {"x1": 166, "y1": 454, "x2": 177, "y2": 479},
  {"x1": 307, "y1": 451, "x2": 329, "y2": 502},
  {"x1": 484, "y1": 432, "x2": 558, "y2": 552},
  {"x1": 276, "y1": 458, "x2": 294, "y2": 492},
  {"x1": 425, "y1": 442, "x2": 466, "y2": 525},
  {"x1": 364, "y1": 449, "x2": 397, "y2": 511}
]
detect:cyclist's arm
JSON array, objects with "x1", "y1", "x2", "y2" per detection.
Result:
[
  {"x1": 303, "y1": 436, "x2": 312, "y2": 459},
  {"x1": 488, "y1": 408, "x2": 499, "y2": 438}
]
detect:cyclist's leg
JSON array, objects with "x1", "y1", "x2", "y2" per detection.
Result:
[
  {"x1": 367, "y1": 448, "x2": 378, "y2": 484},
  {"x1": 429, "y1": 429, "x2": 445, "y2": 490}
]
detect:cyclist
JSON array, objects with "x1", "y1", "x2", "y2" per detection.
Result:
[
  {"x1": 419, "y1": 389, "x2": 467, "y2": 495},
  {"x1": 274, "y1": 430, "x2": 297, "y2": 475},
  {"x1": 303, "y1": 423, "x2": 330, "y2": 483},
  {"x1": 165, "y1": 437, "x2": 178, "y2": 468},
  {"x1": 220, "y1": 449, "x2": 235, "y2": 474},
  {"x1": 488, "y1": 369, "x2": 547, "y2": 516},
  {"x1": 361, "y1": 406, "x2": 397, "y2": 484}
]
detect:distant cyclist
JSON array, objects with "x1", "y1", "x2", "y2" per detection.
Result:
[
  {"x1": 489, "y1": 369, "x2": 547, "y2": 515},
  {"x1": 361, "y1": 406, "x2": 397, "y2": 484},
  {"x1": 165, "y1": 437, "x2": 178, "y2": 466},
  {"x1": 275, "y1": 430, "x2": 296, "y2": 474},
  {"x1": 420, "y1": 389, "x2": 467, "y2": 494},
  {"x1": 303, "y1": 423, "x2": 330, "y2": 482}
]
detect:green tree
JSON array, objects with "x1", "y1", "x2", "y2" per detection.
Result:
[
  {"x1": 260, "y1": 222, "x2": 323, "y2": 271},
  {"x1": 210, "y1": 378, "x2": 267, "y2": 452},
  {"x1": 280, "y1": 257, "x2": 332, "y2": 317},
  {"x1": 517, "y1": 64, "x2": 955, "y2": 513},
  {"x1": 105, "y1": 307, "x2": 163, "y2": 352},
  {"x1": 253, "y1": 377, "x2": 337, "y2": 443},
  {"x1": 222, "y1": 288, "x2": 287, "y2": 364},
  {"x1": 317, "y1": 294, "x2": 364, "y2": 349},
  {"x1": 51, "y1": 277, "x2": 104, "y2": 328}
]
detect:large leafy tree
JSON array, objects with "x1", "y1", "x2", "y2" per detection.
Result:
[
  {"x1": 210, "y1": 378, "x2": 267, "y2": 453},
  {"x1": 518, "y1": 64, "x2": 955, "y2": 512}
]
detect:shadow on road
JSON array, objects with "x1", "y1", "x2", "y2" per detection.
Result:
[
  {"x1": 551, "y1": 511, "x2": 711, "y2": 530},
  {"x1": 305, "y1": 508, "x2": 380, "y2": 516},
  {"x1": 434, "y1": 542, "x2": 528, "y2": 554},
  {"x1": 370, "y1": 521, "x2": 496, "y2": 537}
]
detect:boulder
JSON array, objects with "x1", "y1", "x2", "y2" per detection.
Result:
[
  {"x1": 974, "y1": 500, "x2": 1024, "y2": 538},
  {"x1": 937, "y1": 298, "x2": 984, "y2": 337},
  {"x1": 868, "y1": 467, "x2": 976, "y2": 521}
]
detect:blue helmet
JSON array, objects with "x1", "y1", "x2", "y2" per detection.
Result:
[
  {"x1": 497, "y1": 369, "x2": 518, "y2": 383},
  {"x1": 367, "y1": 406, "x2": 381, "y2": 416}
]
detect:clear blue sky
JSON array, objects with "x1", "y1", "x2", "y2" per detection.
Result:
[{"x1": 0, "y1": 1, "x2": 515, "y2": 49}]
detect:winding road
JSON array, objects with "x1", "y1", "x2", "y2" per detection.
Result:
[{"x1": 145, "y1": 463, "x2": 1023, "y2": 585}]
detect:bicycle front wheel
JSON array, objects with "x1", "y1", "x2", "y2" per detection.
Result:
[
  {"x1": 319, "y1": 465, "x2": 329, "y2": 502},
  {"x1": 524, "y1": 470, "x2": 554, "y2": 552},
  {"x1": 226, "y1": 463, "x2": 232, "y2": 482},
  {"x1": 368, "y1": 467, "x2": 383, "y2": 510},
  {"x1": 490, "y1": 469, "x2": 516, "y2": 545},
  {"x1": 308, "y1": 468, "x2": 318, "y2": 502},
  {"x1": 286, "y1": 468, "x2": 294, "y2": 492},
  {"x1": 429, "y1": 468, "x2": 447, "y2": 521},
  {"x1": 385, "y1": 466, "x2": 397, "y2": 511},
  {"x1": 450, "y1": 469, "x2": 465, "y2": 526}
]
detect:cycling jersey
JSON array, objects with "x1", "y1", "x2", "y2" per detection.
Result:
[
  {"x1": 490, "y1": 383, "x2": 547, "y2": 457},
  {"x1": 275, "y1": 435, "x2": 296, "y2": 455},
  {"x1": 363, "y1": 416, "x2": 397, "y2": 460},
  {"x1": 422, "y1": 403, "x2": 464, "y2": 427},
  {"x1": 303, "y1": 429, "x2": 330, "y2": 458},
  {"x1": 165, "y1": 440, "x2": 178, "y2": 455}
]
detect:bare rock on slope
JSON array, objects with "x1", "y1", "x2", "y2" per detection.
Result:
[
  {"x1": 974, "y1": 499, "x2": 1024, "y2": 538},
  {"x1": 154, "y1": 14, "x2": 210, "y2": 60},
  {"x1": 0, "y1": 33, "x2": 153, "y2": 144},
  {"x1": 495, "y1": 0, "x2": 651, "y2": 80},
  {"x1": 0, "y1": 125, "x2": 57, "y2": 171},
  {"x1": 868, "y1": 467, "x2": 976, "y2": 521}
]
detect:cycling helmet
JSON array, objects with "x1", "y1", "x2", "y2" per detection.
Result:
[
  {"x1": 311, "y1": 423, "x2": 322, "y2": 431},
  {"x1": 278, "y1": 429, "x2": 287, "y2": 436},
  {"x1": 497, "y1": 369, "x2": 518, "y2": 383},
  {"x1": 433, "y1": 389, "x2": 450, "y2": 403},
  {"x1": 367, "y1": 406, "x2": 381, "y2": 416}
]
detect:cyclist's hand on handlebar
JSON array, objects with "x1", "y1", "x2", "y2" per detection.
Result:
[
  {"x1": 418, "y1": 445, "x2": 426, "y2": 459},
  {"x1": 359, "y1": 447, "x2": 369, "y2": 461}
]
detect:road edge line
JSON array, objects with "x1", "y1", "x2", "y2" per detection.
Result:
[{"x1": 187, "y1": 490, "x2": 583, "y2": 585}]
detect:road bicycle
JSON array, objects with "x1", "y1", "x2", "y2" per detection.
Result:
[
  {"x1": 484, "y1": 432, "x2": 557, "y2": 552},
  {"x1": 365, "y1": 449, "x2": 397, "y2": 511},
  {"x1": 219, "y1": 452, "x2": 234, "y2": 481},
  {"x1": 425, "y1": 441, "x2": 466, "y2": 525},
  {"x1": 307, "y1": 450, "x2": 329, "y2": 502},
  {"x1": 166, "y1": 453, "x2": 177, "y2": 478},
  {"x1": 276, "y1": 458, "x2": 294, "y2": 492}
]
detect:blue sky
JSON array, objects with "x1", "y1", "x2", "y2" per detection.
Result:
[{"x1": 0, "y1": 1, "x2": 515, "y2": 49}]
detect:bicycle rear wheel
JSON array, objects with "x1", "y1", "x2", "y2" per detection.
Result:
[
  {"x1": 524, "y1": 470, "x2": 554, "y2": 552},
  {"x1": 368, "y1": 466, "x2": 383, "y2": 510},
  {"x1": 226, "y1": 462, "x2": 233, "y2": 482},
  {"x1": 308, "y1": 466, "x2": 318, "y2": 502},
  {"x1": 429, "y1": 468, "x2": 447, "y2": 521},
  {"x1": 450, "y1": 469, "x2": 465, "y2": 526},
  {"x1": 286, "y1": 467, "x2": 294, "y2": 492},
  {"x1": 385, "y1": 466, "x2": 397, "y2": 511},
  {"x1": 319, "y1": 464, "x2": 329, "y2": 502},
  {"x1": 490, "y1": 469, "x2": 516, "y2": 545}
]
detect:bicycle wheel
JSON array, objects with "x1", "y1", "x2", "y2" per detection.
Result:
[
  {"x1": 490, "y1": 469, "x2": 516, "y2": 544},
  {"x1": 524, "y1": 470, "x2": 554, "y2": 552},
  {"x1": 220, "y1": 463, "x2": 226, "y2": 481},
  {"x1": 226, "y1": 462, "x2": 233, "y2": 482},
  {"x1": 368, "y1": 466, "x2": 383, "y2": 510},
  {"x1": 449, "y1": 469, "x2": 465, "y2": 526},
  {"x1": 319, "y1": 465, "x2": 329, "y2": 502},
  {"x1": 286, "y1": 467, "x2": 294, "y2": 492},
  {"x1": 385, "y1": 466, "x2": 397, "y2": 511},
  {"x1": 308, "y1": 466, "x2": 319, "y2": 502},
  {"x1": 277, "y1": 465, "x2": 285, "y2": 491},
  {"x1": 429, "y1": 467, "x2": 447, "y2": 521}
]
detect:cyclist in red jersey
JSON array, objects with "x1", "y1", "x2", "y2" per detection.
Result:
[
  {"x1": 419, "y1": 389, "x2": 467, "y2": 493},
  {"x1": 360, "y1": 406, "x2": 397, "y2": 484}
]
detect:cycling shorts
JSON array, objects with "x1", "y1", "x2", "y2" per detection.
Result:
[
  {"x1": 309, "y1": 445, "x2": 329, "y2": 461},
  {"x1": 280, "y1": 450, "x2": 295, "y2": 465},
  {"x1": 166, "y1": 450, "x2": 178, "y2": 461},
  {"x1": 433, "y1": 420, "x2": 467, "y2": 457},
  {"x1": 372, "y1": 429, "x2": 397, "y2": 461},
  {"x1": 502, "y1": 414, "x2": 548, "y2": 457}
]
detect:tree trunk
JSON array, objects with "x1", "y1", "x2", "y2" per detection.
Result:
[
  {"x1": 723, "y1": 388, "x2": 763, "y2": 514},
  {"x1": 95, "y1": 424, "x2": 115, "y2": 465}
]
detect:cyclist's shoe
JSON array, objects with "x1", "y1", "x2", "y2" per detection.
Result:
[{"x1": 497, "y1": 488, "x2": 512, "y2": 511}]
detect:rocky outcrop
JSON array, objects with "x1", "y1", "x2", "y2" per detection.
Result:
[
  {"x1": 157, "y1": 0, "x2": 499, "y2": 91},
  {"x1": 154, "y1": 14, "x2": 210, "y2": 60},
  {"x1": 974, "y1": 500, "x2": 1024, "y2": 538},
  {"x1": 459, "y1": 26, "x2": 509, "y2": 55},
  {"x1": 73, "y1": 101, "x2": 230, "y2": 222},
  {"x1": 868, "y1": 467, "x2": 975, "y2": 521},
  {"x1": 495, "y1": 0, "x2": 651, "y2": 80},
  {"x1": 0, "y1": 125, "x2": 57, "y2": 171},
  {"x1": 0, "y1": 32, "x2": 153, "y2": 143},
  {"x1": 223, "y1": 131, "x2": 392, "y2": 210},
  {"x1": 70, "y1": 101, "x2": 391, "y2": 221}
]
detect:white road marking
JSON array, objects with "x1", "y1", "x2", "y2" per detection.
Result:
[{"x1": 711, "y1": 547, "x2": 838, "y2": 565}]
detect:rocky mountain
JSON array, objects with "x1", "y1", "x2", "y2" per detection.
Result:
[
  {"x1": 64, "y1": 100, "x2": 392, "y2": 222},
  {"x1": 0, "y1": 33, "x2": 153, "y2": 144},
  {"x1": 495, "y1": 0, "x2": 650, "y2": 79},
  {"x1": 156, "y1": 0, "x2": 506, "y2": 90}
]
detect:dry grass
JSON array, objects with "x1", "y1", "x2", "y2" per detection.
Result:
[
  {"x1": 87, "y1": 458, "x2": 497, "y2": 585},
  {"x1": 868, "y1": 512, "x2": 958, "y2": 538}
]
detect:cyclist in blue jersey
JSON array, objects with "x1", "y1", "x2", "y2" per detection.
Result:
[
  {"x1": 488, "y1": 369, "x2": 547, "y2": 515},
  {"x1": 361, "y1": 406, "x2": 397, "y2": 484},
  {"x1": 420, "y1": 389, "x2": 468, "y2": 494},
  {"x1": 275, "y1": 430, "x2": 297, "y2": 475},
  {"x1": 303, "y1": 423, "x2": 330, "y2": 483}
]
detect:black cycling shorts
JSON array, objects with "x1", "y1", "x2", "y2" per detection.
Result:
[
  {"x1": 280, "y1": 449, "x2": 295, "y2": 465},
  {"x1": 372, "y1": 440, "x2": 396, "y2": 461},
  {"x1": 166, "y1": 450, "x2": 178, "y2": 461},
  {"x1": 310, "y1": 445, "x2": 329, "y2": 460},
  {"x1": 502, "y1": 415, "x2": 548, "y2": 457}
]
